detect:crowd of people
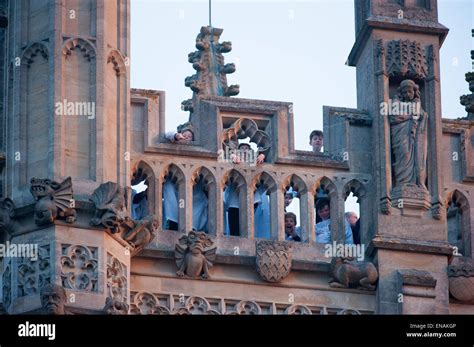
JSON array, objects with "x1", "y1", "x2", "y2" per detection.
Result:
[{"x1": 131, "y1": 126, "x2": 360, "y2": 245}]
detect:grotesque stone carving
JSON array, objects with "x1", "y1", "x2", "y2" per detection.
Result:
[
  {"x1": 90, "y1": 182, "x2": 128, "y2": 233},
  {"x1": 329, "y1": 257, "x2": 378, "y2": 290},
  {"x1": 90, "y1": 182, "x2": 157, "y2": 256},
  {"x1": 255, "y1": 240, "x2": 292, "y2": 283},
  {"x1": 61, "y1": 245, "x2": 98, "y2": 292},
  {"x1": 40, "y1": 283, "x2": 70, "y2": 315},
  {"x1": 0, "y1": 198, "x2": 17, "y2": 242},
  {"x1": 448, "y1": 257, "x2": 474, "y2": 304},
  {"x1": 175, "y1": 231, "x2": 216, "y2": 279},
  {"x1": 103, "y1": 297, "x2": 129, "y2": 315},
  {"x1": 30, "y1": 177, "x2": 76, "y2": 226},
  {"x1": 389, "y1": 80, "x2": 428, "y2": 190}
]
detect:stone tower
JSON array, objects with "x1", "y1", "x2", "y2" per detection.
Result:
[
  {"x1": 0, "y1": 0, "x2": 132, "y2": 314},
  {"x1": 3, "y1": 0, "x2": 130, "y2": 206},
  {"x1": 348, "y1": 0, "x2": 453, "y2": 313}
]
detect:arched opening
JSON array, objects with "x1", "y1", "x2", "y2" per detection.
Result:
[
  {"x1": 446, "y1": 190, "x2": 471, "y2": 257},
  {"x1": 223, "y1": 170, "x2": 247, "y2": 237},
  {"x1": 191, "y1": 167, "x2": 217, "y2": 234},
  {"x1": 253, "y1": 172, "x2": 277, "y2": 240},
  {"x1": 343, "y1": 179, "x2": 366, "y2": 245},
  {"x1": 131, "y1": 161, "x2": 155, "y2": 220},
  {"x1": 283, "y1": 175, "x2": 308, "y2": 242},
  {"x1": 161, "y1": 165, "x2": 185, "y2": 232}
]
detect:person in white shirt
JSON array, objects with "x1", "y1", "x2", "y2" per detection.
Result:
[{"x1": 315, "y1": 198, "x2": 353, "y2": 244}]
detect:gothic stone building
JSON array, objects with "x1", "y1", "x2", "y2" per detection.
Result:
[{"x1": 0, "y1": 0, "x2": 473, "y2": 315}]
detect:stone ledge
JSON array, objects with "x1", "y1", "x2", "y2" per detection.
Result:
[{"x1": 367, "y1": 234, "x2": 453, "y2": 257}]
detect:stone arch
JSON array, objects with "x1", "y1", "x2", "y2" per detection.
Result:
[
  {"x1": 281, "y1": 174, "x2": 308, "y2": 195},
  {"x1": 252, "y1": 172, "x2": 279, "y2": 239},
  {"x1": 282, "y1": 174, "x2": 311, "y2": 242},
  {"x1": 445, "y1": 190, "x2": 471, "y2": 257},
  {"x1": 62, "y1": 37, "x2": 96, "y2": 61},
  {"x1": 312, "y1": 176, "x2": 337, "y2": 198},
  {"x1": 342, "y1": 178, "x2": 368, "y2": 245},
  {"x1": 21, "y1": 42, "x2": 49, "y2": 67},
  {"x1": 130, "y1": 160, "x2": 156, "y2": 219},
  {"x1": 191, "y1": 166, "x2": 217, "y2": 234},
  {"x1": 161, "y1": 164, "x2": 186, "y2": 232},
  {"x1": 222, "y1": 169, "x2": 247, "y2": 237},
  {"x1": 107, "y1": 50, "x2": 127, "y2": 76}
]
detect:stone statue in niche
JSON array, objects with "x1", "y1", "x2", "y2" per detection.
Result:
[
  {"x1": 30, "y1": 177, "x2": 76, "y2": 226},
  {"x1": 329, "y1": 257, "x2": 378, "y2": 290},
  {"x1": 389, "y1": 79, "x2": 428, "y2": 190},
  {"x1": 175, "y1": 231, "x2": 216, "y2": 279},
  {"x1": 40, "y1": 283, "x2": 71, "y2": 315},
  {"x1": 0, "y1": 198, "x2": 17, "y2": 242}
]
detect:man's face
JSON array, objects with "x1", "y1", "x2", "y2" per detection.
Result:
[
  {"x1": 346, "y1": 214, "x2": 358, "y2": 227},
  {"x1": 182, "y1": 130, "x2": 194, "y2": 141},
  {"x1": 284, "y1": 193, "x2": 293, "y2": 207},
  {"x1": 285, "y1": 217, "x2": 296, "y2": 235},
  {"x1": 310, "y1": 136, "x2": 323, "y2": 152},
  {"x1": 318, "y1": 205, "x2": 330, "y2": 220},
  {"x1": 401, "y1": 85, "x2": 415, "y2": 101}
]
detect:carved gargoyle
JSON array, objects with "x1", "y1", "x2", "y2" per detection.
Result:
[
  {"x1": 103, "y1": 297, "x2": 129, "y2": 315},
  {"x1": 329, "y1": 257, "x2": 378, "y2": 290},
  {"x1": 175, "y1": 231, "x2": 216, "y2": 279},
  {"x1": 30, "y1": 177, "x2": 76, "y2": 226},
  {"x1": 90, "y1": 182, "x2": 157, "y2": 256},
  {"x1": 90, "y1": 182, "x2": 128, "y2": 233},
  {"x1": 122, "y1": 216, "x2": 158, "y2": 256},
  {"x1": 0, "y1": 198, "x2": 17, "y2": 243}
]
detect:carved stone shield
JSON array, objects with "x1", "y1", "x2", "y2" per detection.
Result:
[{"x1": 255, "y1": 241, "x2": 292, "y2": 283}]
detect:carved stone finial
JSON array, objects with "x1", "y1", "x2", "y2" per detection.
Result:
[
  {"x1": 460, "y1": 72, "x2": 474, "y2": 121},
  {"x1": 182, "y1": 26, "x2": 240, "y2": 115},
  {"x1": 329, "y1": 257, "x2": 378, "y2": 290},
  {"x1": 40, "y1": 283, "x2": 70, "y2": 315},
  {"x1": 30, "y1": 177, "x2": 76, "y2": 226},
  {"x1": 175, "y1": 231, "x2": 216, "y2": 279},
  {"x1": 255, "y1": 240, "x2": 292, "y2": 283}
]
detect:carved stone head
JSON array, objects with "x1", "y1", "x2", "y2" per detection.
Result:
[
  {"x1": 40, "y1": 283, "x2": 67, "y2": 315},
  {"x1": 397, "y1": 79, "x2": 420, "y2": 102},
  {"x1": 30, "y1": 178, "x2": 60, "y2": 199},
  {"x1": 184, "y1": 231, "x2": 213, "y2": 254}
]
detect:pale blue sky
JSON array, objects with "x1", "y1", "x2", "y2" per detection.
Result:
[
  {"x1": 131, "y1": 0, "x2": 472, "y2": 150},
  {"x1": 131, "y1": 0, "x2": 472, "y2": 217}
]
